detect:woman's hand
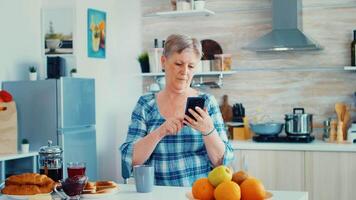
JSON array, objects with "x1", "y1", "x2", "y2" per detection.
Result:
[
  {"x1": 184, "y1": 107, "x2": 214, "y2": 134},
  {"x1": 157, "y1": 118, "x2": 184, "y2": 137}
]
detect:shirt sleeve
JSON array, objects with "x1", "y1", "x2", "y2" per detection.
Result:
[
  {"x1": 205, "y1": 94, "x2": 234, "y2": 166},
  {"x1": 120, "y1": 96, "x2": 148, "y2": 176}
]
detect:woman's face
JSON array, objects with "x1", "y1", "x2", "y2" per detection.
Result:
[{"x1": 161, "y1": 49, "x2": 200, "y2": 93}]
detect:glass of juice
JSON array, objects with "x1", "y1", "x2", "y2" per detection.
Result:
[{"x1": 67, "y1": 162, "x2": 86, "y2": 178}]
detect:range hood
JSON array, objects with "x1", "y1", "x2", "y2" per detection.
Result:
[{"x1": 244, "y1": 0, "x2": 322, "y2": 52}]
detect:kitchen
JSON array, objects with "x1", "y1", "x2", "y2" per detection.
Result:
[{"x1": 0, "y1": 0, "x2": 356, "y2": 200}]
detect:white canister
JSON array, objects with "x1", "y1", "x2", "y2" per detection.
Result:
[
  {"x1": 202, "y1": 60, "x2": 211, "y2": 72},
  {"x1": 195, "y1": 61, "x2": 202, "y2": 73},
  {"x1": 177, "y1": 0, "x2": 191, "y2": 11},
  {"x1": 148, "y1": 48, "x2": 164, "y2": 73},
  {"x1": 194, "y1": 0, "x2": 205, "y2": 10}
]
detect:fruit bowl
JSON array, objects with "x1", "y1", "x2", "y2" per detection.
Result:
[{"x1": 185, "y1": 191, "x2": 273, "y2": 200}]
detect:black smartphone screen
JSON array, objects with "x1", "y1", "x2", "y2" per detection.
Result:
[{"x1": 185, "y1": 97, "x2": 205, "y2": 121}]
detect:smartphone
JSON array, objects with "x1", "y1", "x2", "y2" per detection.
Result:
[{"x1": 185, "y1": 97, "x2": 205, "y2": 121}]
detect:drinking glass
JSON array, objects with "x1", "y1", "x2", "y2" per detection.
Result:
[{"x1": 67, "y1": 162, "x2": 86, "y2": 178}]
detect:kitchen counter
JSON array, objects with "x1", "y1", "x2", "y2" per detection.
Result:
[
  {"x1": 230, "y1": 139, "x2": 356, "y2": 152},
  {"x1": 0, "y1": 184, "x2": 308, "y2": 200},
  {"x1": 51, "y1": 184, "x2": 305, "y2": 200}
]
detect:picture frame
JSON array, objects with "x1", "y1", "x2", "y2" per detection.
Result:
[
  {"x1": 42, "y1": 8, "x2": 74, "y2": 55},
  {"x1": 87, "y1": 8, "x2": 106, "y2": 58}
]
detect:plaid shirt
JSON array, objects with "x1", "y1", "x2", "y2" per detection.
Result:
[{"x1": 120, "y1": 93, "x2": 234, "y2": 186}]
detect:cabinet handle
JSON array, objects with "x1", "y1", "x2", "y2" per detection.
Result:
[{"x1": 242, "y1": 154, "x2": 248, "y2": 172}]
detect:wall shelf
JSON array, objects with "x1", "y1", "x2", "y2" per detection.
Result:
[
  {"x1": 141, "y1": 71, "x2": 235, "y2": 77},
  {"x1": 148, "y1": 9, "x2": 215, "y2": 18},
  {"x1": 344, "y1": 66, "x2": 356, "y2": 71}
]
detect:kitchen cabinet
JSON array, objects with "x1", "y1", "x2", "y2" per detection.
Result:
[
  {"x1": 231, "y1": 140, "x2": 356, "y2": 200},
  {"x1": 233, "y1": 150, "x2": 305, "y2": 191},
  {"x1": 305, "y1": 152, "x2": 356, "y2": 200}
]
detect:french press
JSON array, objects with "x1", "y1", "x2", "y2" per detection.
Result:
[{"x1": 39, "y1": 140, "x2": 63, "y2": 182}]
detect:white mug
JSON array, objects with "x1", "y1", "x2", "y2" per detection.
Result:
[{"x1": 46, "y1": 39, "x2": 62, "y2": 50}]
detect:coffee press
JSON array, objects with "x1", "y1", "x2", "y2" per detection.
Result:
[{"x1": 39, "y1": 140, "x2": 63, "y2": 182}]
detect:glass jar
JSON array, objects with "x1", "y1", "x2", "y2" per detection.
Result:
[
  {"x1": 213, "y1": 54, "x2": 232, "y2": 71},
  {"x1": 39, "y1": 140, "x2": 63, "y2": 182}
]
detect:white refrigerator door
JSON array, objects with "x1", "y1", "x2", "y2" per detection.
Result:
[
  {"x1": 59, "y1": 126, "x2": 97, "y2": 180},
  {"x1": 57, "y1": 77, "x2": 95, "y2": 129}
]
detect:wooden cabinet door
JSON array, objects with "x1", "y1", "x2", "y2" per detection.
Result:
[
  {"x1": 305, "y1": 152, "x2": 356, "y2": 200},
  {"x1": 233, "y1": 150, "x2": 305, "y2": 191}
]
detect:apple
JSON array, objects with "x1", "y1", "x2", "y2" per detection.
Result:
[
  {"x1": 0, "y1": 90, "x2": 12, "y2": 102},
  {"x1": 208, "y1": 165, "x2": 233, "y2": 187}
]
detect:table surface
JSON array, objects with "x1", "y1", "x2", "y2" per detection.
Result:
[
  {"x1": 0, "y1": 184, "x2": 308, "y2": 200},
  {"x1": 90, "y1": 184, "x2": 307, "y2": 200}
]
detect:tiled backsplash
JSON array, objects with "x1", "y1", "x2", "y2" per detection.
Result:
[{"x1": 141, "y1": 0, "x2": 356, "y2": 127}]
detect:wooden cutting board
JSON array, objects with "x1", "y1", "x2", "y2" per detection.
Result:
[{"x1": 0, "y1": 101, "x2": 18, "y2": 154}]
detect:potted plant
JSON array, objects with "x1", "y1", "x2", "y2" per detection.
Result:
[
  {"x1": 137, "y1": 52, "x2": 150, "y2": 73},
  {"x1": 70, "y1": 68, "x2": 78, "y2": 77},
  {"x1": 21, "y1": 139, "x2": 30, "y2": 153},
  {"x1": 29, "y1": 66, "x2": 37, "y2": 81}
]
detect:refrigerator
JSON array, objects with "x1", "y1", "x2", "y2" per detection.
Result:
[{"x1": 2, "y1": 77, "x2": 97, "y2": 180}]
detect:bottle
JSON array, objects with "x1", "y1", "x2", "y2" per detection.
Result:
[
  {"x1": 148, "y1": 39, "x2": 164, "y2": 73},
  {"x1": 351, "y1": 30, "x2": 356, "y2": 66}
]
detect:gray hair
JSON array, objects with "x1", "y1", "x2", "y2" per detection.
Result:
[{"x1": 163, "y1": 34, "x2": 202, "y2": 59}]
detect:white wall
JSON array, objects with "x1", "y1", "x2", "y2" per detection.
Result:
[
  {"x1": 0, "y1": 0, "x2": 42, "y2": 85},
  {"x1": 0, "y1": 0, "x2": 142, "y2": 182},
  {"x1": 74, "y1": 0, "x2": 142, "y2": 182}
]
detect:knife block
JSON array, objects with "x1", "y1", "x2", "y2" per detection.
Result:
[{"x1": 228, "y1": 117, "x2": 252, "y2": 140}]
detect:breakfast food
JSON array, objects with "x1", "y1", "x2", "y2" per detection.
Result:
[
  {"x1": 82, "y1": 180, "x2": 118, "y2": 195},
  {"x1": 232, "y1": 171, "x2": 249, "y2": 185},
  {"x1": 96, "y1": 181, "x2": 116, "y2": 189},
  {"x1": 1, "y1": 173, "x2": 55, "y2": 195},
  {"x1": 192, "y1": 178, "x2": 214, "y2": 200},
  {"x1": 191, "y1": 166, "x2": 268, "y2": 200}
]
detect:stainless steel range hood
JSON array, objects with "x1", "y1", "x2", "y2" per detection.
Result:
[{"x1": 244, "y1": 0, "x2": 322, "y2": 52}]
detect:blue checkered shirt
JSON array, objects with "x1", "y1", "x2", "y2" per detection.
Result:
[{"x1": 120, "y1": 93, "x2": 234, "y2": 186}]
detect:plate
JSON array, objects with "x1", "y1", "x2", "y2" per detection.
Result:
[
  {"x1": 201, "y1": 39, "x2": 223, "y2": 60},
  {"x1": 81, "y1": 187, "x2": 119, "y2": 199},
  {"x1": 185, "y1": 191, "x2": 273, "y2": 200},
  {"x1": 2, "y1": 193, "x2": 52, "y2": 200}
]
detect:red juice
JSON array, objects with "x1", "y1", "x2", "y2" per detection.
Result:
[{"x1": 67, "y1": 166, "x2": 86, "y2": 178}]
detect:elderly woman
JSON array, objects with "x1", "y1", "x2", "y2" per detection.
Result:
[{"x1": 120, "y1": 34, "x2": 234, "y2": 186}]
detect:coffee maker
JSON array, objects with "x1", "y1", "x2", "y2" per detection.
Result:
[
  {"x1": 47, "y1": 56, "x2": 65, "y2": 79},
  {"x1": 39, "y1": 140, "x2": 63, "y2": 182}
]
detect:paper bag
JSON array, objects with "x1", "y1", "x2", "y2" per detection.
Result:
[{"x1": 0, "y1": 101, "x2": 18, "y2": 154}]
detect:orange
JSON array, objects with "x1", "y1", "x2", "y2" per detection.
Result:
[
  {"x1": 192, "y1": 178, "x2": 215, "y2": 200},
  {"x1": 232, "y1": 171, "x2": 249, "y2": 185},
  {"x1": 240, "y1": 177, "x2": 266, "y2": 200},
  {"x1": 99, "y1": 21, "x2": 105, "y2": 30},
  {"x1": 214, "y1": 181, "x2": 241, "y2": 200}
]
